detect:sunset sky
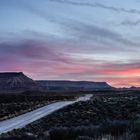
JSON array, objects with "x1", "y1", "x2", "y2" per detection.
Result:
[{"x1": 0, "y1": 0, "x2": 140, "y2": 87}]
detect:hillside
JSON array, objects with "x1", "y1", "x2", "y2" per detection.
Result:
[
  {"x1": 0, "y1": 72, "x2": 39, "y2": 92},
  {"x1": 37, "y1": 80, "x2": 113, "y2": 91},
  {"x1": 0, "y1": 72, "x2": 113, "y2": 93}
]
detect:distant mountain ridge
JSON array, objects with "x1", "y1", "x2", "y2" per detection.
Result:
[
  {"x1": 0, "y1": 72, "x2": 113, "y2": 93},
  {"x1": 0, "y1": 72, "x2": 39, "y2": 92},
  {"x1": 37, "y1": 80, "x2": 113, "y2": 91}
]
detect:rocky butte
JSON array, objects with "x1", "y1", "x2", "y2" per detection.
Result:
[
  {"x1": 0, "y1": 72, "x2": 39, "y2": 93},
  {"x1": 0, "y1": 72, "x2": 113, "y2": 93}
]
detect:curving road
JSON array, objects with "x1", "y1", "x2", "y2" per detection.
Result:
[{"x1": 0, "y1": 94, "x2": 92, "y2": 134}]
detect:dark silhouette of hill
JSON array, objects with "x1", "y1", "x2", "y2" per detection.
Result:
[
  {"x1": 37, "y1": 80, "x2": 113, "y2": 92},
  {"x1": 0, "y1": 72, "x2": 114, "y2": 93},
  {"x1": 0, "y1": 72, "x2": 39, "y2": 92}
]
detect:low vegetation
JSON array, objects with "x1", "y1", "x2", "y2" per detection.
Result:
[
  {"x1": 1, "y1": 91, "x2": 140, "y2": 140},
  {"x1": 0, "y1": 92, "x2": 77, "y2": 121}
]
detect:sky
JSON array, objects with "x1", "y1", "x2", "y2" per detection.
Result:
[{"x1": 0, "y1": 0, "x2": 140, "y2": 87}]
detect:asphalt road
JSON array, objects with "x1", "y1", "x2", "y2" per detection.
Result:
[{"x1": 0, "y1": 94, "x2": 92, "y2": 134}]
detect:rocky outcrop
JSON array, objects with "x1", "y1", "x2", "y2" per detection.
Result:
[
  {"x1": 0, "y1": 72, "x2": 113, "y2": 93},
  {"x1": 37, "y1": 80, "x2": 113, "y2": 91},
  {"x1": 0, "y1": 72, "x2": 39, "y2": 92}
]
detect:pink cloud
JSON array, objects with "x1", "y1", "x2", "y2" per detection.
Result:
[{"x1": 0, "y1": 38, "x2": 140, "y2": 88}]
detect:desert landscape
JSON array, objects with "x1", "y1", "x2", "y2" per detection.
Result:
[
  {"x1": 0, "y1": 73, "x2": 139, "y2": 140},
  {"x1": 0, "y1": 0, "x2": 140, "y2": 140}
]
